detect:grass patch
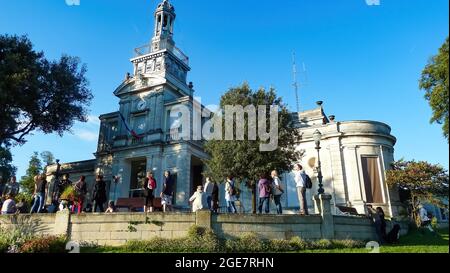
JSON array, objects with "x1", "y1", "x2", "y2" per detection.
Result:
[{"x1": 82, "y1": 227, "x2": 449, "y2": 254}]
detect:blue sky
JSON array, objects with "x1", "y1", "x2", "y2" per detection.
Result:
[{"x1": 0, "y1": 0, "x2": 448, "y2": 178}]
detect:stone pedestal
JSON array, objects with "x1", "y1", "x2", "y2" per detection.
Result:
[
  {"x1": 196, "y1": 209, "x2": 212, "y2": 230},
  {"x1": 54, "y1": 210, "x2": 70, "y2": 236},
  {"x1": 318, "y1": 194, "x2": 334, "y2": 239},
  {"x1": 313, "y1": 195, "x2": 322, "y2": 214}
]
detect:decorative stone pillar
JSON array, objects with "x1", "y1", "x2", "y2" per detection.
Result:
[
  {"x1": 319, "y1": 194, "x2": 335, "y2": 239},
  {"x1": 313, "y1": 195, "x2": 322, "y2": 214},
  {"x1": 54, "y1": 210, "x2": 70, "y2": 237},
  {"x1": 196, "y1": 209, "x2": 212, "y2": 230}
]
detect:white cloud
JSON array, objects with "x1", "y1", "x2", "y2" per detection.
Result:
[
  {"x1": 86, "y1": 115, "x2": 101, "y2": 126},
  {"x1": 71, "y1": 115, "x2": 100, "y2": 142},
  {"x1": 74, "y1": 129, "x2": 98, "y2": 142}
]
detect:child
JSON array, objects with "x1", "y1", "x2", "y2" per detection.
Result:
[
  {"x1": 105, "y1": 201, "x2": 116, "y2": 213},
  {"x1": 1, "y1": 195, "x2": 17, "y2": 215},
  {"x1": 189, "y1": 186, "x2": 208, "y2": 213}
]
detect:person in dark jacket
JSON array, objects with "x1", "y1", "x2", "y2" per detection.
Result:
[
  {"x1": 92, "y1": 175, "x2": 107, "y2": 213},
  {"x1": 54, "y1": 174, "x2": 71, "y2": 204},
  {"x1": 160, "y1": 171, "x2": 174, "y2": 212},
  {"x1": 211, "y1": 181, "x2": 219, "y2": 213},
  {"x1": 367, "y1": 205, "x2": 387, "y2": 244},
  {"x1": 385, "y1": 224, "x2": 401, "y2": 244},
  {"x1": 73, "y1": 176, "x2": 88, "y2": 214}
]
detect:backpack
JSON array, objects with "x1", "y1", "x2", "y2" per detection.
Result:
[
  {"x1": 264, "y1": 182, "x2": 273, "y2": 194},
  {"x1": 228, "y1": 182, "x2": 236, "y2": 196},
  {"x1": 305, "y1": 175, "x2": 312, "y2": 189}
]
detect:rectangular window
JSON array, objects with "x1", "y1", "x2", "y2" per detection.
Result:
[{"x1": 361, "y1": 156, "x2": 384, "y2": 203}]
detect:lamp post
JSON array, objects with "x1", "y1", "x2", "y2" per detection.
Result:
[{"x1": 313, "y1": 130, "x2": 325, "y2": 195}]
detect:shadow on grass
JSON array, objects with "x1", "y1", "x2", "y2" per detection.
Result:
[{"x1": 397, "y1": 228, "x2": 449, "y2": 247}]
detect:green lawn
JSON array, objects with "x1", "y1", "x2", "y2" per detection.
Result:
[
  {"x1": 82, "y1": 228, "x2": 449, "y2": 254},
  {"x1": 303, "y1": 228, "x2": 449, "y2": 253}
]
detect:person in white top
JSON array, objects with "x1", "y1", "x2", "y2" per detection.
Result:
[
  {"x1": 271, "y1": 170, "x2": 284, "y2": 215},
  {"x1": 189, "y1": 185, "x2": 208, "y2": 212},
  {"x1": 225, "y1": 176, "x2": 238, "y2": 213},
  {"x1": 204, "y1": 177, "x2": 214, "y2": 211},
  {"x1": 293, "y1": 164, "x2": 309, "y2": 215},
  {"x1": 419, "y1": 205, "x2": 434, "y2": 232},
  {"x1": 1, "y1": 195, "x2": 17, "y2": 215}
]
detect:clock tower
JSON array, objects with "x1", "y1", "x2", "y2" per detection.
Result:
[
  {"x1": 110, "y1": 0, "x2": 193, "y2": 141},
  {"x1": 95, "y1": 0, "x2": 207, "y2": 208}
]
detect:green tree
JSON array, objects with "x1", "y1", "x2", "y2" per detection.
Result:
[
  {"x1": 0, "y1": 34, "x2": 93, "y2": 146},
  {"x1": 386, "y1": 159, "x2": 449, "y2": 227},
  {"x1": 203, "y1": 83, "x2": 301, "y2": 213},
  {"x1": 19, "y1": 152, "x2": 43, "y2": 195},
  {"x1": 0, "y1": 145, "x2": 17, "y2": 182},
  {"x1": 40, "y1": 151, "x2": 55, "y2": 167},
  {"x1": 419, "y1": 37, "x2": 449, "y2": 142}
]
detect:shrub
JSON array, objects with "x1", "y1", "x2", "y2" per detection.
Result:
[
  {"x1": 289, "y1": 236, "x2": 309, "y2": 251},
  {"x1": 0, "y1": 237, "x2": 8, "y2": 253},
  {"x1": 14, "y1": 192, "x2": 33, "y2": 205},
  {"x1": 60, "y1": 186, "x2": 80, "y2": 201},
  {"x1": 187, "y1": 225, "x2": 207, "y2": 238},
  {"x1": 265, "y1": 239, "x2": 294, "y2": 252},
  {"x1": 124, "y1": 230, "x2": 220, "y2": 253},
  {"x1": 0, "y1": 226, "x2": 35, "y2": 251},
  {"x1": 225, "y1": 232, "x2": 265, "y2": 253},
  {"x1": 431, "y1": 217, "x2": 439, "y2": 230},
  {"x1": 331, "y1": 239, "x2": 365, "y2": 249},
  {"x1": 310, "y1": 239, "x2": 333, "y2": 249},
  {"x1": 20, "y1": 236, "x2": 67, "y2": 253}
]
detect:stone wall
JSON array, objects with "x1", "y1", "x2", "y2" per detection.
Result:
[
  {"x1": 0, "y1": 194, "x2": 408, "y2": 247},
  {"x1": 70, "y1": 213, "x2": 196, "y2": 246},
  {"x1": 213, "y1": 214, "x2": 323, "y2": 240}
]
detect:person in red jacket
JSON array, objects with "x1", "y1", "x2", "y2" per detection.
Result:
[{"x1": 143, "y1": 171, "x2": 157, "y2": 212}]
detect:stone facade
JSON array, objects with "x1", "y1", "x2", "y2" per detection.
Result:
[
  {"x1": 45, "y1": 0, "x2": 404, "y2": 217},
  {"x1": 46, "y1": 0, "x2": 208, "y2": 208}
]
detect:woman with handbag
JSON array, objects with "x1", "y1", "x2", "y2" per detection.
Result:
[
  {"x1": 73, "y1": 176, "x2": 88, "y2": 214},
  {"x1": 143, "y1": 171, "x2": 157, "y2": 213},
  {"x1": 271, "y1": 170, "x2": 284, "y2": 215}
]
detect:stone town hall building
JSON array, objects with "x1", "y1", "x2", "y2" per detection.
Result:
[{"x1": 46, "y1": 0, "x2": 407, "y2": 218}]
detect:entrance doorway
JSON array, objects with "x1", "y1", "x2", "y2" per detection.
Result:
[
  {"x1": 130, "y1": 159, "x2": 147, "y2": 198},
  {"x1": 191, "y1": 156, "x2": 204, "y2": 195}
]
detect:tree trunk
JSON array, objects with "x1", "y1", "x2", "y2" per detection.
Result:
[
  {"x1": 411, "y1": 195, "x2": 421, "y2": 228},
  {"x1": 251, "y1": 182, "x2": 257, "y2": 214}
]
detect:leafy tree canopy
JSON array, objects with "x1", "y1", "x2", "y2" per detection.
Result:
[
  {"x1": 0, "y1": 34, "x2": 93, "y2": 146},
  {"x1": 0, "y1": 146, "x2": 16, "y2": 182},
  {"x1": 419, "y1": 37, "x2": 449, "y2": 142},
  {"x1": 19, "y1": 151, "x2": 43, "y2": 195},
  {"x1": 386, "y1": 159, "x2": 449, "y2": 226},
  {"x1": 203, "y1": 83, "x2": 301, "y2": 212}
]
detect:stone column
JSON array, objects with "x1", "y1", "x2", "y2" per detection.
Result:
[
  {"x1": 196, "y1": 210, "x2": 212, "y2": 230},
  {"x1": 319, "y1": 194, "x2": 335, "y2": 239},
  {"x1": 313, "y1": 195, "x2": 322, "y2": 214},
  {"x1": 54, "y1": 210, "x2": 70, "y2": 237},
  {"x1": 342, "y1": 145, "x2": 366, "y2": 213}
]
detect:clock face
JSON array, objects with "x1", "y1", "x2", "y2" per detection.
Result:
[{"x1": 137, "y1": 100, "x2": 147, "y2": 111}]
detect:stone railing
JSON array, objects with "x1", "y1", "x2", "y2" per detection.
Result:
[{"x1": 0, "y1": 194, "x2": 408, "y2": 246}]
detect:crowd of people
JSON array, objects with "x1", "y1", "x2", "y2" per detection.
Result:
[
  {"x1": 0, "y1": 173, "x2": 112, "y2": 215},
  {"x1": 0, "y1": 163, "x2": 315, "y2": 216},
  {"x1": 186, "y1": 164, "x2": 311, "y2": 215}
]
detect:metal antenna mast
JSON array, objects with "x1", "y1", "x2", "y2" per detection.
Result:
[{"x1": 292, "y1": 52, "x2": 300, "y2": 113}]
